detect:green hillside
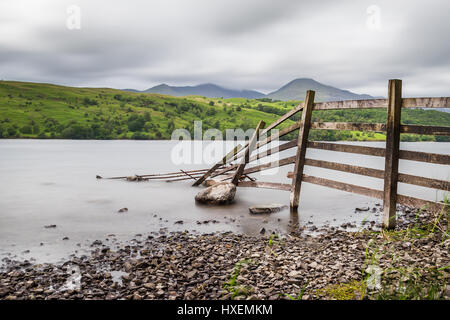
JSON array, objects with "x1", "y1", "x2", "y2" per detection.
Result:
[{"x1": 0, "y1": 81, "x2": 449, "y2": 142}]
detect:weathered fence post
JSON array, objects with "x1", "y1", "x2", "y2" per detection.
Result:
[
  {"x1": 192, "y1": 144, "x2": 242, "y2": 186},
  {"x1": 290, "y1": 90, "x2": 315, "y2": 210},
  {"x1": 382, "y1": 79, "x2": 402, "y2": 229},
  {"x1": 231, "y1": 120, "x2": 265, "y2": 185}
]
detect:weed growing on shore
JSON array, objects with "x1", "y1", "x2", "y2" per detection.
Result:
[
  {"x1": 222, "y1": 259, "x2": 253, "y2": 299},
  {"x1": 375, "y1": 266, "x2": 448, "y2": 300},
  {"x1": 282, "y1": 282, "x2": 309, "y2": 300},
  {"x1": 315, "y1": 280, "x2": 367, "y2": 300}
]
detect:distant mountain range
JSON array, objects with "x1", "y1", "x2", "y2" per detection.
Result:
[
  {"x1": 124, "y1": 78, "x2": 378, "y2": 102},
  {"x1": 126, "y1": 83, "x2": 265, "y2": 99}
]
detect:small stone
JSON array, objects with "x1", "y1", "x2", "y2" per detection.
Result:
[
  {"x1": 118, "y1": 208, "x2": 128, "y2": 213},
  {"x1": 249, "y1": 204, "x2": 288, "y2": 214}
]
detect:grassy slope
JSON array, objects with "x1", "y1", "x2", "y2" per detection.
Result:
[{"x1": 0, "y1": 81, "x2": 449, "y2": 141}]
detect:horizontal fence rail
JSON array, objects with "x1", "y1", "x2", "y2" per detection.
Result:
[{"x1": 194, "y1": 79, "x2": 449, "y2": 229}]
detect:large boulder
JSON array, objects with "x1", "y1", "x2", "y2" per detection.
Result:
[{"x1": 195, "y1": 182, "x2": 236, "y2": 205}]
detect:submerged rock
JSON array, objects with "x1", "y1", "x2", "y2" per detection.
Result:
[
  {"x1": 249, "y1": 204, "x2": 288, "y2": 214},
  {"x1": 195, "y1": 182, "x2": 236, "y2": 205}
]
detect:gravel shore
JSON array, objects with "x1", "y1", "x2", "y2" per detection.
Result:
[{"x1": 1, "y1": 206, "x2": 449, "y2": 300}]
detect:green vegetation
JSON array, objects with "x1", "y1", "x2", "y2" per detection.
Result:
[
  {"x1": 1, "y1": 80, "x2": 449, "y2": 141},
  {"x1": 223, "y1": 259, "x2": 253, "y2": 299},
  {"x1": 316, "y1": 280, "x2": 367, "y2": 300}
]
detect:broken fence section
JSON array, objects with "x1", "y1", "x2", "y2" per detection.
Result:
[{"x1": 194, "y1": 79, "x2": 450, "y2": 229}]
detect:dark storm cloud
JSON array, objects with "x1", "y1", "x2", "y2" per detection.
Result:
[{"x1": 0, "y1": 0, "x2": 449, "y2": 96}]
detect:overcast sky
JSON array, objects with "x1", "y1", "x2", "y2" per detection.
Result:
[{"x1": 0, "y1": 0, "x2": 449, "y2": 96}]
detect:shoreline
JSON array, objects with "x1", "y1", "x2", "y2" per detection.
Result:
[{"x1": 1, "y1": 206, "x2": 448, "y2": 300}]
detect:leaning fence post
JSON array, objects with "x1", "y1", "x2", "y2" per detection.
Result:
[
  {"x1": 290, "y1": 90, "x2": 315, "y2": 210},
  {"x1": 231, "y1": 120, "x2": 265, "y2": 185},
  {"x1": 192, "y1": 144, "x2": 242, "y2": 186},
  {"x1": 382, "y1": 79, "x2": 402, "y2": 229}
]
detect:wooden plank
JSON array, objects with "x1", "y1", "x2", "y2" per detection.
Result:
[
  {"x1": 287, "y1": 160, "x2": 450, "y2": 190},
  {"x1": 211, "y1": 139, "x2": 298, "y2": 179},
  {"x1": 192, "y1": 144, "x2": 242, "y2": 186},
  {"x1": 313, "y1": 99, "x2": 387, "y2": 110},
  {"x1": 311, "y1": 122, "x2": 386, "y2": 132},
  {"x1": 383, "y1": 79, "x2": 402, "y2": 229},
  {"x1": 250, "y1": 139, "x2": 298, "y2": 162},
  {"x1": 402, "y1": 97, "x2": 449, "y2": 109},
  {"x1": 399, "y1": 150, "x2": 450, "y2": 165},
  {"x1": 231, "y1": 121, "x2": 301, "y2": 163},
  {"x1": 237, "y1": 181, "x2": 291, "y2": 191},
  {"x1": 396, "y1": 194, "x2": 448, "y2": 213},
  {"x1": 308, "y1": 141, "x2": 450, "y2": 165},
  {"x1": 303, "y1": 159, "x2": 384, "y2": 179},
  {"x1": 229, "y1": 103, "x2": 304, "y2": 163},
  {"x1": 311, "y1": 97, "x2": 449, "y2": 110},
  {"x1": 302, "y1": 174, "x2": 383, "y2": 199},
  {"x1": 400, "y1": 124, "x2": 450, "y2": 136},
  {"x1": 215, "y1": 155, "x2": 297, "y2": 182},
  {"x1": 307, "y1": 141, "x2": 386, "y2": 157},
  {"x1": 290, "y1": 90, "x2": 315, "y2": 210},
  {"x1": 243, "y1": 156, "x2": 296, "y2": 175},
  {"x1": 231, "y1": 121, "x2": 265, "y2": 185},
  {"x1": 300, "y1": 174, "x2": 447, "y2": 213},
  {"x1": 262, "y1": 103, "x2": 303, "y2": 133}
]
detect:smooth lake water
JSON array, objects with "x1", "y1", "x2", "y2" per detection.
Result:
[{"x1": 0, "y1": 139, "x2": 449, "y2": 265}]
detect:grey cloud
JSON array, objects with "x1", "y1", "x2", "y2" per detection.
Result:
[{"x1": 0, "y1": 0, "x2": 449, "y2": 96}]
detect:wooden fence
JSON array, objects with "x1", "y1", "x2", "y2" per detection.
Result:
[{"x1": 194, "y1": 79, "x2": 450, "y2": 229}]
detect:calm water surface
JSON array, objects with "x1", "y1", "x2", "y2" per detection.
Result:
[{"x1": 0, "y1": 139, "x2": 448, "y2": 264}]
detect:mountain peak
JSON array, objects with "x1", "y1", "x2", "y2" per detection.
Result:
[{"x1": 267, "y1": 78, "x2": 374, "y2": 102}]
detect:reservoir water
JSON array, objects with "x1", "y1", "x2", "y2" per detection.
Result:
[{"x1": 0, "y1": 139, "x2": 448, "y2": 265}]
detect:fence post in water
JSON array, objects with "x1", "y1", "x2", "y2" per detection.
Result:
[
  {"x1": 192, "y1": 144, "x2": 242, "y2": 186},
  {"x1": 231, "y1": 120, "x2": 265, "y2": 185},
  {"x1": 382, "y1": 79, "x2": 402, "y2": 229},
  {"x1": 290, "y1": 90, "x2": 315, "y2": 210}
]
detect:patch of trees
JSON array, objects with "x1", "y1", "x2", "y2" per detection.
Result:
[{"x1": 83, "y1": 97, "x2": 98, "y2": 106}]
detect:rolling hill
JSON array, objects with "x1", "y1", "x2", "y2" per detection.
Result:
[{"x1": 0, "y1": 80, "x2": 449, "y2": 142}]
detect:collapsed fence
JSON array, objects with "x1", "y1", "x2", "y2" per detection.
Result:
[{"x1": 194, "y1": 79, "x2": 450, "y2": 229}]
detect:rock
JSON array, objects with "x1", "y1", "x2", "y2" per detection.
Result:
[
  {"x1": 62, "y1": 237, "x2": 69, "y2": 240},
  {"x1": 287, "y1": 271, "x2": 302, "y2": 278},
  {"x1": 118, "y1": 208, "x2": 128, "y2": 213},
  {"x1": 355, "y1": 207, "x2": 370, "y2": 211},
  {"x1": 174, "y1": 220, "x2": 183, "y2": 225},
  {"x1": 195, "y1": 182, "x2": 236, "y2": 205},
  {"x1": 203, "y1": 180, "x2": 218, "y2": 187},
  {"x1": 259, "y1": 227, "x2": 266, "y2": 234},
  {"x1": 249, "y1": 204, "x2": 288, "y2": 214},
  {"x1": 91, "y1": 240, "x2": 102, "y2": 246},
  {"x1": 44, "y1": 225, "x2": 57, "y2": 229}
]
